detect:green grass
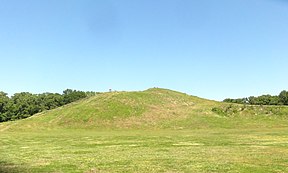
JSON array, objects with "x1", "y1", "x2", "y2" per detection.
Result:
[
  {"x1": 0, "y1": 88, "x2": 288, "y2": 172},
  {"x1": 1, "y1": 129, "x2": 288, "y2": 173}
]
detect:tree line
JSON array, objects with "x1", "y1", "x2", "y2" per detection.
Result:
[
  {"x1": 0, "y1": 89, "x2": 97, "y2": 122},
  {"x1": 223, "y1": 90, "x2": 288, "y2": 105}
]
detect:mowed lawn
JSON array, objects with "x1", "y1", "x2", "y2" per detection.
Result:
[{"x1": 1, "y1": 128, "x2": 288, "y2": 173}]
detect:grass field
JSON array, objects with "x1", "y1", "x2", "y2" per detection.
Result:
[
  {"x1": 1, "y1": 128, "x2": 288, "y2": 173},
  {"x1": 1, "y1": 88, "x2": 288, "y2": 172}
]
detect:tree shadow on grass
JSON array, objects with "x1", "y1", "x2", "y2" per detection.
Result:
[{"x1": 0, "y1": 160, "x2": 29, "y2": 173}]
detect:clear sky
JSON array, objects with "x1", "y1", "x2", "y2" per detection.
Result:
[{"x1": 0, "y1": 0, "x2": 287, "y2": 100}]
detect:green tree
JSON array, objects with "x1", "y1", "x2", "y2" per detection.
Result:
[
  {"x1": 38, "y1": 93, "x2": 64, "y2": 111},
  {"x1": 223, "y1": 98, "x2": 248, "y2": 104},
  {"x1": 63, "y1": 89, "x2": 87, "y2": 104},
  {"x1": 248, "y1": 96, "x2": 257, "y2": 105},
  {"x1": 0, "y1": 89, "x2": 91, "y2": 122},
  {"x1": 10, "y1": 92, "x2": 40, "y2": 120},
  {"x1": 279, "y1": 90, "x2": 288, "y2": 105},
  {"x1": 257, "y1": 95, "x2": 273, "y2": 105},
  {"x1": 0, "y1": 91, "x2": 10, "y2": 122},
  {"x1": 269, "y1": 96, "x2": 281, "y2": 105}
]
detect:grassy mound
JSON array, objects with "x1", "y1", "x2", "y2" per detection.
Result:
[
  {"x1": 1, "y1": 88, "x2": 288, "y2": 132},
  {"x1": 0, "y1": 88, "x2": 213, "y2": 130}
]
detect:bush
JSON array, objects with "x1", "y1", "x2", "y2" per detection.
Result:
[{"x1": 212, "y1": 107, "x2": 227, "y2": 116}]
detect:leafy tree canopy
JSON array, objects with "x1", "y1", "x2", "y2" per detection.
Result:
[
  {"x1": 0, "y1": 89, "x2": 97, "y2": 122},
  {"x1": 224, "y1": 90, "x2": 288, "y2": 106}
]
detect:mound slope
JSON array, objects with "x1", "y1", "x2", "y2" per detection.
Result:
[{"x1": 1, "y1": 88, "x2": 288, "y2": 131}]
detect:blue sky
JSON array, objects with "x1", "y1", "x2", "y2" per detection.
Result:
[{"x1": 0, "y1": 0, "x2": 287, "y2": 100}]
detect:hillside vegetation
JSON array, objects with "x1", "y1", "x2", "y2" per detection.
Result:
[
  {"x1": 1, "y1": 88, "x2": 288, "y2": 132},
  {"x1": 223, "y1": 90, "x2": 288, "y2": 105},
  {"x1": 0, "y1": 89, "x2": 95, "y2": 122},
  {"x1": 1, "y1": 88, "x2": 288, "y2": 173}
]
